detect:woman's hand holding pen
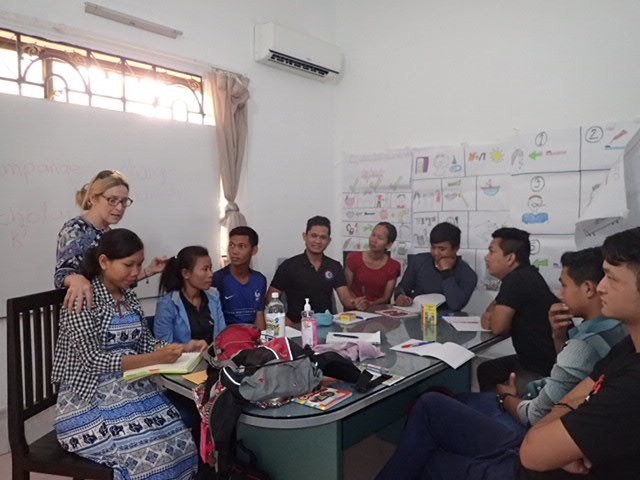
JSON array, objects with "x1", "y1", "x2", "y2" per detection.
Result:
[{"x1": 354, "y1": 296, "x2": 370, "y2": 311}]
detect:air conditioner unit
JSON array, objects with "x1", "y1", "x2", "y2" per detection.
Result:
[{"x1": 254, "y1": 22, "x2": 343, "y2": 81}]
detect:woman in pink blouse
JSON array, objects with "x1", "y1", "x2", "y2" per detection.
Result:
[{"x1": 345, "y1": 222, "x2": 401, "y2": 307}]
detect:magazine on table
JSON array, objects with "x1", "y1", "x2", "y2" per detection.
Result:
[{"x1": 293, "y1": 386, "x2": 353, "y2": 411}]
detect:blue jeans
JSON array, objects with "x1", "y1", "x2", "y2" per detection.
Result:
[
  {"x1": 456, "y1": 391, "x2": 529, "y2": 440},
  {"x1": 375, "y1": 393, "x2": 522, "y2": 480}
]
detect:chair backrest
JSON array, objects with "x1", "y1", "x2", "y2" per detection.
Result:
[{"x1": 7, "y1": 288, "x2": 66, "y2": 455}]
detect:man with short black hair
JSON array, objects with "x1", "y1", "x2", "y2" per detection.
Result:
[
  {"x1": 267, "y1": 216, "x2": 358, "y2": 323},
  {"x1": 213, "y1": 226, "x2": 267, "y2": 330},
  {"x1": 395, "y1": 222, "x2": 477, "y2": 311},
  {"x1": 479, "y1": 227, "x2": 558, "y2": 391}
]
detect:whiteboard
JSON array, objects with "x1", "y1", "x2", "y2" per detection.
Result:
[{"x1": 0, "y1": 94, "x2": 219, "y2": 316}]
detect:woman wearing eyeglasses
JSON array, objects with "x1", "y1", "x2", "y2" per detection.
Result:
[{"x1": 55, "y1": 170, "x2": 167, "y2": 312}]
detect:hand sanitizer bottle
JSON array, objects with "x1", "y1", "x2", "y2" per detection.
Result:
[{"x1": 301, "y1": 298, "x2": 318, "y2": 348}]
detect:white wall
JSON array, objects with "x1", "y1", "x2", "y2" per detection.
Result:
[
  {"x1": 0, "y1": 0, "x2": 338, "y2": 452},
  {"x1": 334, "y1": 0, "x2": 640, "y2": 154}
]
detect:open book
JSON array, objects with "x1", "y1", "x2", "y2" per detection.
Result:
[
  {"x1": 123, "y1": 352, "x2": 202, "y2": 382},
  {"x1": 391, "y1": 339, "x2": 475, "y2": 369}
]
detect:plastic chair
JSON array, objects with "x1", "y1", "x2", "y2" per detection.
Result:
[{"x1": 7, "y1": 288, "x2": 113, "y2": 480}]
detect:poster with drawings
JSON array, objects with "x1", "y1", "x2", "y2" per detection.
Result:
[
  {"x1": 579, "y1": 170, "x2": 608, "y2": 217},
  {"x1": 529, "y1": 235, "x2": 576, "y2": 292},
  {"x1": 510, "y1": 173, "x2": 580, "y2": 234},
  {"x1": 412, "y1": 178, "x2": 442, "y2": 212},
  {"x1": 475, "y1": 249, "x2": 500, "y2": 291},
  {"x1": 343, "y1": 151, "x2": 412, "y2": 193},
  {"x1": 512, "y1": 127, "x2": 580, "y2": 174},
  {"x1": 464, "y1": 142, "x2": 513, "y2": 176},
  {"x1": 476, "y1": 174, "x2": 510, "y2": 211},
  {"x1": 442, "y1": 177, "x2": 476, "y2": 211},
  {"x1": 412, "y1": 146, "x2": 465, "y2": 180},
  {"x1": 412, "y1": 212, "x2": 439, "y2": 250},
  {"x1": 581, "y1": 122, "x2": 639, "y2": 171},
  {"x1": 468, "y1": 211, "x2": 511, "y2": 249}
]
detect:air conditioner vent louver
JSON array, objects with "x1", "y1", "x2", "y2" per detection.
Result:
[
  {"x1": 254, "y1": 23, "x2": 343, "y2": 82},
  {"x1": 268, "y1": 51, "x2": 334, "y2": 78}
]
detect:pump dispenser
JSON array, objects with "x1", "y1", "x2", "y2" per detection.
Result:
[{"x1": 301, "y1": 297, "x2": 318, "y2": 348}]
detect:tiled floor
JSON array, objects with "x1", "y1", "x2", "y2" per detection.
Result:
[{"x1": 0, "y1": 433, "x2": 396, "y2": 479}]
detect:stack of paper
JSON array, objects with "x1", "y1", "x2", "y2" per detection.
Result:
[
  {"x1": 395, "y1": 293, "x2": 446, "y2": 314},
  {"x1": 123, "y1": 352, "x2": 202, "y2": 382},
  {"x1": 391, "y1": 339, "x2": 475, "y2": 369}
]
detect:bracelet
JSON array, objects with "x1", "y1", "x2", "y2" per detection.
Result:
[
  {"x1": 553, "y1": 402, "x2": 576, "y2": 411},
  {"x1": 496, "y1": 392, "x2": 518, "y2": 411}
]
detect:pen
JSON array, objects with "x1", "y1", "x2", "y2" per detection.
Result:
[
  {"x1": 402, "y1": 341, "x2": 435, "y2": 348},
  {"x1": 333, "y1": 333, "x2": 360, "y2": 338}
]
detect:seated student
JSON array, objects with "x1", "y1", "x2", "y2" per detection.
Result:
[
  {"x1": 268, "y1": 215, "x2": 359, "y2": 323},
  {"x1": 376, "y1": 228, "x2": 640, "y2": 480},
  {"x1": 213, "y1": 226, "x2": 267, "y2": 330},
  {"x1": 478, "y1": 227, "x2": 558, "y2": 392},
  {"x1": 154, "y1": 246, "x2": 226, "y2": 344},
  {"x1": 394, "y1": 222, "x2": 477, "y2": 311},
  {"x1": 458, "y1": 247, "x2": 626, "y2": 434},
  {"x1": 345, "y1": 222, "x2": 401, "y2": 306},
  {"x1": 52, "y1": 229, "x2": 202, "y2": 479}
]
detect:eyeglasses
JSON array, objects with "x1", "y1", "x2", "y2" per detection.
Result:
[{"x1": 101, "y1": 195, "x2": 133, "y2": 207}]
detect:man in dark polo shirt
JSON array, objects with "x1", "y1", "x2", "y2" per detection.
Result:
[
  {"x1": 267, "y1": 215, "x2": 358, "y2": 323},
  {"x1": 479, "y1": 227, "x2": 558, "y2": 392}
]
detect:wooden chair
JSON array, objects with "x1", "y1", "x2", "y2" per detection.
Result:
[{"x1": 7, "y1": 289, "x2": 113, "y2": 480}]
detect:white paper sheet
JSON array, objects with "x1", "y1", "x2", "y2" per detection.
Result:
[
  {"x1": 443, "y1": 316, "x2": 490, "y2": 332},
  {"x1": 391, "y1": 340, "x2": 475, "y2": 369}
]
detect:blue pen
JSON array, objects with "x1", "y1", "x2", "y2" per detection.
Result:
[{"x1": 402, "y1": 340, "x2": 435, "y2": 349}]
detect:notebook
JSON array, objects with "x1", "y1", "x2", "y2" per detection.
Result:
[{"x1": 123, "y1": 352, "x2": 202, "y2": 382}]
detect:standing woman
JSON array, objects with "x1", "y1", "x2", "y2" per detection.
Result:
[
  {"x1": 345, "y1": 222, "x2": 401, "y2": 307},
  {"x1": 52, "y1": 229, "x2": 203, "y2": 479},
  {"x1": 55, "y1": 170, "x2": 167, "y2": 311},
  {"x1": 154, "y1": 246, "x2": 226, "y2": 345}
]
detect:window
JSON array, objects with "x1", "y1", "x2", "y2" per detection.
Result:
[{"x1": 0, "y1": 27, "x2": 212, "y2": 125}]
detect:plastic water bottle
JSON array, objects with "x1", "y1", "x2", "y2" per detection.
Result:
[
  {"x1": 301, "y1": 298, "x2": 318, "y2": 348},
  {"x1": 265, "y1": 292, "x2": 286, "y2": 339}
]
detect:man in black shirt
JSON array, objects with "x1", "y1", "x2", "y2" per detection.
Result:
[
  {"x1": 479, "y1": 227, "x2": 558, "y2": 391},
  {"x1": 519, "y1": 227, "x2": 640, "y2": 478},
  {"x1": 267, "y1": 216, "x2": 358, "y2": 323}
]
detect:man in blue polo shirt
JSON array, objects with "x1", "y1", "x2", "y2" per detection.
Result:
[
  {"x1": 213, "y1": 226, "x2": 267, "y2": 330},
  {"x1": 268, "y1": 215, "x2": 359, "y2": 323}
]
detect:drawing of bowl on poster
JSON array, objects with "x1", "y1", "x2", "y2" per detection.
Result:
[{"x1": 480, "y1": 180, "x2": 501, "y2": 196}]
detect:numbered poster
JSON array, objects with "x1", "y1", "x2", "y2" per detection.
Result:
[
  {"x1": 512, "y1": 127, "x2": 580, "y2": 174},
  {"x1": 530, "y1": 235, "x2": 575, "y2": 292},
  {"x1": 581, "y1": 122, "x2": 640, "y2": 171},
  {"x1": 442, "y1": 177, "x2": 476, "y2": 211},
  {"x1": 510, "y1": 173, "x2": 580, "y2": 234},
  {"x1": 464, "y1": 142, "x2": 513, "y2": 176},
  {"x1": 412, "y1": 146, "x2": 465, "y2": 180},
  {"x1": 476, "y1": 174, "x2": 510, "y2": 211}
]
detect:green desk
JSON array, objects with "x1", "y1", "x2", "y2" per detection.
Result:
[{"x1": 161, "y1": 311, "x2": 502, "y2": 480}]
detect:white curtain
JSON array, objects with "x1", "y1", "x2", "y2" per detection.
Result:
[{"x1": 207, "y1": 70, "x2": 250, "y2": 230}]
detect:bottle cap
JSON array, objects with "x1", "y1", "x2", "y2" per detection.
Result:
[
  {"x1": 271, "y1": 292, "x2": 279, "y2": 299},
  {"x1": 303, "y1": 298, "x2": 312, "y2": 312}
]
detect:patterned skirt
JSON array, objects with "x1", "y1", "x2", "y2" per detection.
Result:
[{"x1": 55, "y1": 374, "x2": 198, "y2": 480}]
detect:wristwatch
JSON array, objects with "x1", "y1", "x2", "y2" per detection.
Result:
[{"x1": 496, "y1": 392, "x2": 517, "y2": 411}]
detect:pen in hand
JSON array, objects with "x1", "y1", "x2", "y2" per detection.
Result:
[{"x1": 402, "y1": 340, "x2": 435, "y2": 348}]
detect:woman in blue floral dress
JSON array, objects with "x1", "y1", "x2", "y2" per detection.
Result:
[
  {"x1": 52, "y1": 228, "x2": 205, "y2": 480},
  {"x1": 55, "y1": 170, "x2": 167, "y2": 312}
]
